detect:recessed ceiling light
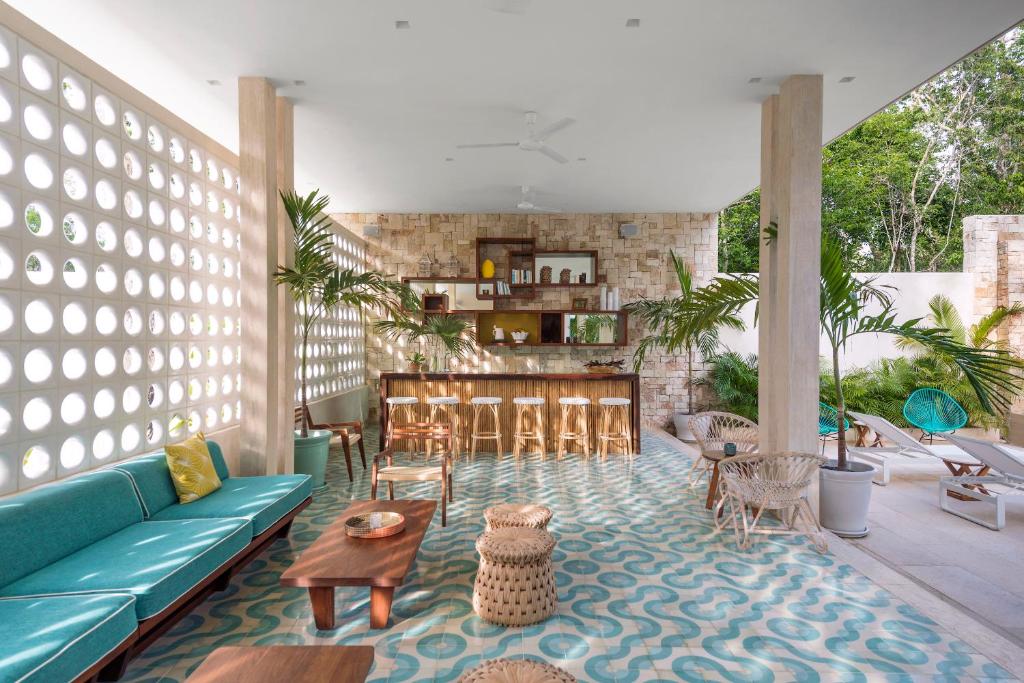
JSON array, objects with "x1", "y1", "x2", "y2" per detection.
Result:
[
  {"x1": 839, "y1": 75, "x2": 856, "y2": 83},
  {"x1": 625, "y1": 18, "x2": 640, "y2": 28},
  {"x1": 206, "y1": 79, "x2": 221, "y2": 86},
  {"x1": 293, "y1": 80, "x2": 306, "y2": 86},
  {"x1": 748, "y1": 77, "x2": 762, "y2": 84},
  {"x1": 577, "y1": 157, "x2": 587, "y2": 162},
  {"x1": 445, "y1": 157, "x2": 454, "y2": 162},
  {"x1": 395, "y1": 20, "x2": 411, "y2": 29}
]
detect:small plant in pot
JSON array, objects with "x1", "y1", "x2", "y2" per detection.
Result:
[
  {"x1": 376, "y1": 314, "x2": 476, "y2": 372},
  {"x1": 624, "y1": 251, "x2": 743, "y2": 441},
  {"x1": 686, "y1": 233, "x2": 1021, "y2": 536},
  {"x1": 274, "y1": 189, "x2": 418, "y2": 488},
  {"x1": 408, "y1": 352, "x2": 427, "y2": 372}
]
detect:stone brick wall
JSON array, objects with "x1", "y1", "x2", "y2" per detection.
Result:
[{"x1": 330, "y1": 212, "x2": 718, "y2": 429}]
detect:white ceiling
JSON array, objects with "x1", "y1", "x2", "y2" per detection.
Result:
[{"x1": 8, "y1": 1, "x2": 1023, "y2": 213}]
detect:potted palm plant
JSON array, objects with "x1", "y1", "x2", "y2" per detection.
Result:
[
  {"x1": 274, "y1": 189, "x2": 417, "y2": 487},
  {"x1": 624, "y1": 251, "x2": 743, "y2": 440},
  {"x1": 376, "y1": 314, "x2": 476, "y2": 371},
  {"x1": 684, "y1": 234, "x2": 1022, "y2": 535}
]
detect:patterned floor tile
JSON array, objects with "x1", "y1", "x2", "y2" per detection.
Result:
[{"x1": 121, "y1": 429, "x2": 1018, "y2": 683}]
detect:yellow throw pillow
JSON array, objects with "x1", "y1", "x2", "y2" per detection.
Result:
[{"x1": 165, "y1": 433, "x2": 222, "y2": 504}]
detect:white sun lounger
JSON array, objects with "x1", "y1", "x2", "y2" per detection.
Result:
[
  {"x1": 941, "y1": 433, "x2": 1024, "y2": 530},
  {"x1": 845, "y1": 411, "x2": 982, "y2": 486}
]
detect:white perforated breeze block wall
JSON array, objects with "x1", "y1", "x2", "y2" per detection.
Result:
[
  {"x1": 294, "y1": 222, "x2": 367, "y2": 403},
  {"x1": 0, "y1": 23, "x2": 242, "y2": 494}
]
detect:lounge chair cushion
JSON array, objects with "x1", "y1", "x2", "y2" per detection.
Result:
[
  {"x1": 0, "y1": 518, "x2": 251, "y2": 620},
  {"x1": 164, "y1": 434, "x2": 223, "y2": 504},
  {"x1": 149, "y1": 475, "x2": 311, "y2": 536},
  {"x1": 0, "y1": 593, "x2": 137, "y2": 683},
  {"x1": 112, "y1": 441, "x2": 232, "y2": 519},
  {"x1": 0, "y1": 470, "x2": 143, "y2": 588}
]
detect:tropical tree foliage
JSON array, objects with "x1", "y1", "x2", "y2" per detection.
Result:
[
  {"x1": 692, "y1": 352, "x2": 760, "y2": 422},
  {"x1": 375, "y1": 314, "x2": 477, "y2": 370}
]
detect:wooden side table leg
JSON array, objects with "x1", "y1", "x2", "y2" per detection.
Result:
[
  {"x1": 309, "y1": 587, "x2": 336, "y2": 630},
  {"x1": 705, "y1": 462, "x2": 721, "y2": 510},
  {"x1": 370, "y1": 586, "x2": 395, "y2": 629}
]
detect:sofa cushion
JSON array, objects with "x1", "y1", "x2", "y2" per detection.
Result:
[
  {"x1": 0, "y1": 518, "x2": 251, "y2": 620},
  {"x1": 165, "y1": 433, "x2": 223, "y2": 504},
  {"x1": 0, "y1": 470, "x2": 143, "y2": 589},
  {"x1": 0, "y1": 593, "x2": 136, "y2": 683},
  {"x1": 149, "y1": 475, "x2": 312, "y2": 536},
  {"x1": 113, "y1": 440, "x2": 232, "y2": 518}
]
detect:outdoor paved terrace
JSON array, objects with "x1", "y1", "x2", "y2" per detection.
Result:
[{"x1": 123, "y1": 430, "x2": 1019, "y2": 682}]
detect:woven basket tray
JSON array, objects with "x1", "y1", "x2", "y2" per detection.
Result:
[{"x1": 345, "y1": 511, "x2": 406, "y2": 539}]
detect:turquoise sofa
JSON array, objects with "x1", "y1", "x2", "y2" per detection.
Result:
[{"x1": 0, "y1": 440, "x2": 312, "y2": 682}]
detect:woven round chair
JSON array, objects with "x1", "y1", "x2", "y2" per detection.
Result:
[
  {"x1": 903, "y1": 388, "x2": 968, "y2": 442},
  {"x1": 716, "y1": 451, "x2": 827, "y2": 553},
  {"x1": 687, "y1": 411, "x2": 759, "y2": 491},
  {"x1": 457, "y1": 658, "x2": 576, "y2": 683},
  {"x1": 484, "y1": 503, "x2": 553, "y2": 531},
  {"x1": 473, "y1": 527, "x2": 557, "y2": 626}
]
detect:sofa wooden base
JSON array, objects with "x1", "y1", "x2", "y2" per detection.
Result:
[{"x1": 92, "y1": 496, "x2": 312, "y2": 682}]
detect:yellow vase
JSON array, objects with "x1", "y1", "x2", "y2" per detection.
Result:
[{"x1": 481, "y1": 258, "x2": 495, "y2": 279}]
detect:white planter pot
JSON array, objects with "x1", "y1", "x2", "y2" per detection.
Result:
[
  {"x1": 818, "y1": 461, "x2": 875, "y2": 537},
  {"x1": 673, "y1": 412, "x2": 696, "y2": 442}
]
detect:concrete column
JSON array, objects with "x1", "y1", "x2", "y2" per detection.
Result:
[
  {"x1": 757, "y1": 75, "x2": 823, "y2": 454},
  {"x1": 275, "y1": 96, "x2": 296, "y2": 474},
  {"x1": 238, "y1": 76, "x2": 282, "y2": 476}
]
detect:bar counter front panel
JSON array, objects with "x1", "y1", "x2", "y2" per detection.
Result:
[{"x1": 379, "y1": 373, "x2": 641, "y2": 454}]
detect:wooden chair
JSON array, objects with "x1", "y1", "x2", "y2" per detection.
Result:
[
  {"x1": 294, "y1": 406, "x2": 366, "y2": 482},
  {"x1": 371, "y1": 423, "x2": 454, "y2": 526}
]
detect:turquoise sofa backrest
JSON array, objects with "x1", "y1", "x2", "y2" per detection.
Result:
[
  {"x1": 112, "y1": 440, "x2": 231, "y2": 518},
  {"x1": 0, "y1": 470, "x2": 143, "y2": 588}
]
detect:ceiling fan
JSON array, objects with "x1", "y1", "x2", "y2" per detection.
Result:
[
  {"x1": 516, "y1": 185, "x2": 560, "y2": 213},
  {"x1": 457, "y1": 111, "x2": 575, "y2": 164}
]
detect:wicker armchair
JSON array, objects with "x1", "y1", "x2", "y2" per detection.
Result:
[
  {"x1": 716, "y1": 451, "x2": 827, "y2": 553},
  {"x1": 687, "y1": 411, "x2": 759, "y2": 495}
]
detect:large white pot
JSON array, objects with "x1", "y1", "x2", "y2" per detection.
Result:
[
  {"x1": 673, "y1": 412, "x2": 696, "y2": 442},
  {"x1": 818, "y1": 461, "x2": 875, "y2": 537}
]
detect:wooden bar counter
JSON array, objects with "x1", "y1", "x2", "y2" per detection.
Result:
[{"x1": 379, "y1": 372, "x2": 641, "y2": 454}]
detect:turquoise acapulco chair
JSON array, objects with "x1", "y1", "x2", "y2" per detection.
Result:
[
  {"x1": 818, "y1": 402, "x2": 849, "y2": 454},
  {"x1": 902, "y1": 388, "x2": 968, "y2": 443}
]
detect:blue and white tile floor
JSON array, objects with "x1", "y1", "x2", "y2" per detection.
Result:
[{"x1": 123, "y1": 430, "x2": 1016, "y2": 682}]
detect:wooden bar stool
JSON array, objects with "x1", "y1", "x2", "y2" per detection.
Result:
[
  {"x1": 470, "y1": 396, "x2": 503, "y2": 458},
  {"x1": 384, "y1": 396, "x2": 419, "y2": 453},
  {"x1": 511, "y1": 397, "x2": 545, "y2": 459},
  {"x1": 557, "y1": 397, "x2": 591, "y2": 459},
  {"x1": 597, "y1": 397, "x2": 633, "y2": 458},
  {"x1": 426, "y1": 396, "x2": 461, "y2": 459}
]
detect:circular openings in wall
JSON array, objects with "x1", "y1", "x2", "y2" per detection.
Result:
[
  {"x1": 189, "y1": 313, "x2": 202, "y2": 335},
  {"x1": 221, "y1": 168, "x2": 233, "y2": 190},
  {"x1": 62, "y1": 168, "x2": 88, "y2": 201},
  {"x1": 62, "y1": 122, "x2": 88, "y2": 157},
  {"x1": 123, "y1": 228, "x2": 143, "y2": 258},
  {"x1": 93, "y1": 387, "x2": 115, "y2": 419},
  {"x1": 62, "y1": 301, "x2": 87, "y2": 335},
  {"x1": 123, "y1": 307, "x2": 142, "y2": 336},
  {"x1": 205, "y1": 191, "x2": 218, "y2": 213},
  {"x1": 0, "y1": 38, "x2": 9, "y2": 70},
  {"x1": 92, "y1": 430, "x2": 114, "y2": 460},
  {"x1": 169, "y1": 207, "x2": 185, "y2": 233},
  {"x1": 95, "y1": 263, "x2": 117, "y2": 294},
  {"x1": 60, "y1": 437, "x2": 86, "y2": 469},
  {"x1": 147, "y1": 382, "x2": 163, "y2": 409},
  {"x1": 207, "y1": 284, "x2": 220, "y2": 306},
  {"x1": 123, "y1": 346, "x2": 143, "y2": 375},
  {"x1": 187, "y1": 378, "x2": 201, "y2": 401},
  {"x1": 221, "y1": 228, "x2": 234, "y2": 250},
  {"x1": 94, "y1": 94, "x2": 116, "y2": 127},
  {"x1": 0, "y1": 87, "x2": 11, "y2": 124},
  {"x1": 222, "y1": 259, "x2": 235, "y2": 279},
  {"x1": 24, "y1": 298, "x2": 54, "y2": 335},
  {"x1": 60, "y1": 392, "x2": 86, "y2": 425},
  {"x1": 123, "y1": 150, "x2": 141, "y2": 180},
  {"x1": 206, "y1": 222, "x2": 219, "y2": 244},
  {"x1": 169, "y1": 172, "x2": 185, "y2": 200},
  {"x1": 221, "y1": 403, "x2": 233, "y2": 423},
  {"x1": 24, "y1": 153, "x2": 53, "y2": 189},
  {"x1": 95, "y1": 178, "x2": 117, "y2": 211},
  {"x1": 148, "y1": 199, "x2": 165, "y2": 226},
  {"x1": 189, "y1": 247, "x2": 202, "y2": 271},
  {"x1": 23, "y1": 348, "x2": 52, "y2": 384},
  {"x1": 94, "y1": 137, "x2": 117, "y2": 169},
  {"x1": 95, "y1": 222, "x2": 117, "y2": 252},
  {"x1": 148, "y1": 163, "x2": 165, "y2": 190},
  {"x1": 169, "y1": 275, "x2": 185, "y2": 302},
  {"x1": 122, "y1": 385, "x2": 141, "y2": 414},
  {"x1": 0, "y1": 349, "x2": 11, "y2": 387},
  {"x1": 188, "y1": 410, "x2": 201, "y2": 434},
  {"x1": 124, "y1": 268, "x2": 143, "y2": 297},
  {"x1": 24, "y1": 250, "x2": 53, "y2": 285},
  {"x1": 60, "y1": 75, "x2": 87, "y2": 111},
  {"x1": 122, "y1": 111, "x2": 141, "y2": 140},
  {"x1": 188, "y1": 148, "x2": 202, "y2": 174},
  {"x1": 189, "y1": 215, "x2": 202, "y2": 239},
  {"x1": 121, "y1": 424, "x2": 141, "y2": 453},
  {"x1": 189, "y1": 280, "x2": 202, "y2": 304},
  {"x1": 188, "y1": 182, "x2": 202, "y2": 207},
  {"x1": 147, "y1": 125, "x2": 164, "y2": 153},
  {"x1": 22, "y1": 396, "x2": 52, "y2": 431},
  {"x1": 188, "y1": 345, "x2": 201, "y2": 369},
  {"x1": 94, "y1": 346, "x2": 116, "y2": 377},
  {"x1": 124, "y1": 189, "x2": 142, "y2": 219},
  {"x1": 206, "y1": 346, "x2": 218, "y2": 367},
  {"x1": 169, "y1": 346, "x2": 184, "y2": 372},
  {"x1": 94, "y1": 304, "x2": 117, "y2": 335},
  {"x1": 169, "y1": 311, "x2": 185, "y2": 336},
  {"x1": 23, "y1": 103, "x2": 53, "y2": 141},
  {"x1": 206, "y1": 158, "x2": 218, "y2": 182},
  {"x1": 148, "y1": 309, "x2": 165, "y2": 336},
  {"x1": 148, "y1": 272, "x2": 165, "y2": 299},
  {"x1": 147, "y1": 345, "x2": 164, "y2": 373},
  {"x1": 146, "y1": 419, "x2": 163, "y2": 446},
  {"x1": 61, "y1": 347, "x2": 87, "y2": 380},
  {"x1": 0, "y1": 191, "x2": 12, "y2": 228},
  {"x1": 22, "y1": 445, "x2": 50, "y2": 479},
  {"x1": 25, "y1": 202, "x2": 52, "y2": 237},
  {"x1": 0, "y1": 141, "x2": 15, "y2": 175},
  {"x1": 0, "y1": 294, "x2": 12, "y2": 334},
  {"x1": 221, "y1": 199, "x2": 234, "y2": 220},
  {"x1": 62, "y1": 257, "x2": 87, "y2": 290},
  {"x1": 62, "y1": 212, "x2": 88, "y2": 246},
  {"x1": 169, "y1": 243, "x2": 185, "y2": 269},
  {"x1": 168, "y1": 413, "x2": 185, "y2": 438},
  {"x1": 169, "y1": 137, "x2": 184, "y2": 164},
  {"x1": 21, "y1": 54, "x2": 53, "y2": 92}
]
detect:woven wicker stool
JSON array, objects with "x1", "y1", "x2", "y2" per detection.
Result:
[
  {"x1": 597, "y1": 397, "x2": 633, "y2": 458},
  {"x1": 484, "y1": 503, "x2": 553, "y2": 531},
  {"x1": 473, "y1": 527, "x2": 557, "y2": 626},
  {"x1": 457, "y1": 658, "x2": 576, "y2": 683}
]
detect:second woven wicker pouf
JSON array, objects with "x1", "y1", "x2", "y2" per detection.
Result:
[
  {"x1": 473, "y1": 527, "x2": 557, "y2": 626},
  {"x1": 484, "y1": 503, "x2": 553, "y2": 531},
  {"x1": 456, "y1": 658, "x2": 577, "y2": 682}
]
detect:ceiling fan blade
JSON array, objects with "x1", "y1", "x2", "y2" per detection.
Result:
[
  {"x1": 536, "y1": 144, "x2": 568, "y2": 164},
  {"x1": 533, "y1": 117, "x2": 575, "y2": 140},
  {"x1": 456, "y1": 142, "x2": 519, "y2": 149}
]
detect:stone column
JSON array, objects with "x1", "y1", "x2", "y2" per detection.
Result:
[
  {"x1": 275, "y1": 96, "x2": 296, "y2": 474},
  {"x1": 238, "y1": 77, "x2": 288, "y2": 475},
  {"x1": 757, "y1": 75, "x2": 823, "y2": 454}
]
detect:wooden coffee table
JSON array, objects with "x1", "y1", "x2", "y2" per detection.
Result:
[
  {"x1": 280, "y1": 499, "x2": 436, "y2": 629},
  {"x1": 186, "y1": 645, "x2": 373, "y2": 682}
]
